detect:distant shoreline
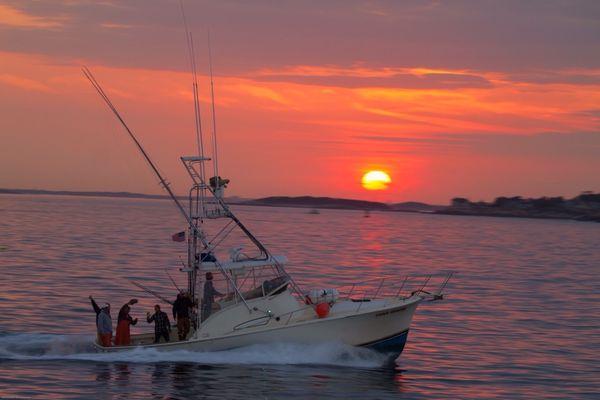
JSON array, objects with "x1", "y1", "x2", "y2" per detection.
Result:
[
  {"x1": 437, "y1": 194, "x2": 600, "y2": 223},
  {"x1": 0, "y1": 188, "x2": 173, "y2": 200},
  {"x1": 0, "y1": 188, "x2": 252, "y2": 207},
  {"x1": 1, "y1": 188, "x2": 598, "y2": 222},
  {"x1": 0, "y1": 188, "x2": 439, "y2": 213}
]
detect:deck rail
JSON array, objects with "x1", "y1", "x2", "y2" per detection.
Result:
[{"x1": 336, "y1": 271, "x2": 454, "y2": 303}]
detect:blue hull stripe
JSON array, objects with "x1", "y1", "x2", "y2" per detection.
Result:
[{"x1": 360, "y1": 329, "x2": 409, "y2": 354}]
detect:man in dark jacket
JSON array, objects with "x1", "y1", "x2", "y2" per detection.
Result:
[
  {"x1": 146, "y1": 304, "x2": 171, "y2": 343},
  {"x1": 172, "y1": 292, "x2": 194, "y2": 341}
]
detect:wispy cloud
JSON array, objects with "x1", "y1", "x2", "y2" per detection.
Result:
[
  {"x1": 506, "y1": 68, "x2": 600, "y2": 85},
  {"x1": 0, "y1": 4, "x2": 65, "y2": 29},
  {"x1": 99, "y1": 22, "x2": 133, "y2": 30},
  {"x1": 353, "y1": 134, "x2": 467, "y2": 146},
  {"x1": 355, "y1": 131, "x2": 600, "y2": 158},
  {"x1": 0, "y1": 73, "x2": 52, "y2": 92},
  {"x1": 256, "y1": 65, "x2": 483, "y2": 79},
  {"x1": 253, "y1": 64, "x2": 600, "y2": 89}
]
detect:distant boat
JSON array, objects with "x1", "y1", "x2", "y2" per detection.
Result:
[
  {"x1": 364, "y1": 210, "x2": 371, "y2": 218},
  {"x1": 83, "y1": 23, "x2": 452, "y2": 361},
  {"x1": 308, "y1": 208, "x2": 320, "y2": 214}
]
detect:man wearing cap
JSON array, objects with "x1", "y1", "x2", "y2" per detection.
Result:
[{"x1": 90, "y1": 295, "x2": 112, "y2": 345}]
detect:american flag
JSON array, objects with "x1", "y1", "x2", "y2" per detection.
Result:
[{"x1": 171, "y1": 231, "x2": 185, "y2": 242}]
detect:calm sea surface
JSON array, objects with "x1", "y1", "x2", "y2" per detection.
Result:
[{"x1": 0, "y1": 194, "x2": 598, "y2": 399}]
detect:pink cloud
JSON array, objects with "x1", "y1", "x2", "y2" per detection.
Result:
[
  {"x1": 0, "y1": 4, "x2": 65, "y2": 29},
  {"x1": 0, "y1": 73, "x2": 52, "y2": 92}
]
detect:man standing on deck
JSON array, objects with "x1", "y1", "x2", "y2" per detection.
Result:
[
  {"x1": 201, "y1": 272, "x2": 224, "y2": 322},
  {"x1": 97, "y1": 304, "x2": 113, "y2": 347},
  {"x1": 172, "y1": 292, "x2": 194, "y2": 341},
  {"x1": 115, "y1": 299, "x2": 138, "y2": 346},
  {"x1": 91, "y1": 296, "x2": 113, "y2": 345},
  {"x1": 146, "y1": 304, "x2": 171, "y2": 343}
]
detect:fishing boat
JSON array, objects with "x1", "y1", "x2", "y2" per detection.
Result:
[{"x1": 83, "y1": 28, "x2": 451, "y2": 360}]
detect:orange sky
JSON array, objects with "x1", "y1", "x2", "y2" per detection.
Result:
[{"x1": 0, "y1": 1, "x2": 599, "y2": 203}]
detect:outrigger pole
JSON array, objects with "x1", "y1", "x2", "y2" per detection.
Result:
[{"x1": 82, "y1": 67, "x2": 194, "y2": 230}]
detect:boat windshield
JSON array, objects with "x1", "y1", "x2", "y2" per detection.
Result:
[{"x1": 203, "y1": 265, "x2": 290, "y2": 308}]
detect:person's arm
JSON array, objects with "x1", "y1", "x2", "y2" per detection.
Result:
[
  {"x1": 207, "y1": 282, "x2": 223, "y2": 297},
  {"x1": 213, "y1": 285, "x2": 224, "y2": 297},
  {"x1": 90, "y1": 296, "x2": 100, "y2": 315},
  {"x1": 147, "y1": 313, "x2": 154, "y2": 323},
  {"x1": 129, "y1": 316, "x2": 138, "y2": 325},
  {"x1": 172, "y1": 303, "x2": 177, "y2": 321}
]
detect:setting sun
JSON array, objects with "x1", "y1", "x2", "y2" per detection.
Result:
[{"x1": 361, "y1": 170, "x2": 392, "y2": 191}]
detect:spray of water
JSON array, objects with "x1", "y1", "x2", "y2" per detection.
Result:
[{"x1": 0, "y1": 332, "x2": 390, "y2": 368}]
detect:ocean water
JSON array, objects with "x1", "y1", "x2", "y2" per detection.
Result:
[{"x1": 0, "y1": 194, "x2": 598, "y2": 399}]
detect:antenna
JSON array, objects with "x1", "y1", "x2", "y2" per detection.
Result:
[{"x1": 208, "y1": 29, "x2": 219, "y2": 179}]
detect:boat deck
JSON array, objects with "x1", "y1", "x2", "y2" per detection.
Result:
[{"x1": 97, "y1": 330, "x2": 195, "y2": 348}]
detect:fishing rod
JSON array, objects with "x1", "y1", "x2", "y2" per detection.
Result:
[
  {"x1": 208, "y1": 29, "x2": 219, "y2": 179},
  {"x1": 167, "y1": 265, "x2": 183, "y2": 292},
  {"x1": 179, "y1": 0, "x2": 206, "y2": 169},
  {"x1": 130, "y1": 280, "x2": 173, "y2": 306},
  {"x1": 176, "y1": 2, "x2": 269, "y2": 262},
  {"x1": 178, "y1": 0, "x2": 209, "y2": 300}
]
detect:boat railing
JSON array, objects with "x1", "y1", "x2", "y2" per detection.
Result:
[
  {"x1": 337, "y1": 271, "x2": 454, "y2": 304},
  {"x1": 276, "y1": 272, "x2": 454, "y2": 324}
]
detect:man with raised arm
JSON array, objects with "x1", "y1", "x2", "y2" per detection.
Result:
[{"x1": 97, "y1": 303, "x2": 113, "y2": 347}]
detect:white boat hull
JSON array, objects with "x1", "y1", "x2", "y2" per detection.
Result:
[{"x1": 95, "y1": 296, "x2": 422, "y2": 359}]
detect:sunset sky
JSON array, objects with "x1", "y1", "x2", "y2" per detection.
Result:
[{"x1": 0, "y1": 0, "x2": 599, "y2": 203}]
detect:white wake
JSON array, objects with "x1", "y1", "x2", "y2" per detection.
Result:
[{"x1": 0, "y1": 332, "x2": 390, "y2": 368}]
